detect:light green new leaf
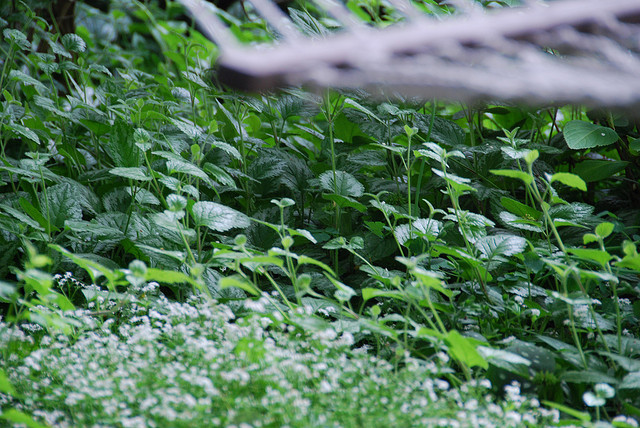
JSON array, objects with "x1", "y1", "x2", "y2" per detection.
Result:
[
  {"x1": 0, "y1": 368, "x2": 16, "y2": 396},
  {"x1": 191, "y1": 201, "x2": 250, "y2": 232},
  {"x1": 362, "y1": 288, "x2": 406, "y2": 302},
  {"x1": 0, "y1": 409, "x2": 48, "y2": 428},
  {"x1": 445, "y1": 330, "x2": 488, "y2": 369},
  {"x1": 595, "y1": 222, "x2": 615, "y2": 239},
  {"x1": 220, "y1": 275, "x2": 258, "y2": 296},
  {"x1": 490, "y1": 169, "x2": 533, "y2": 185},
  {"x1": 563, "y1": 120, "x2": 618, "y2": 150},
  {"x1": 550, "y1": 172, "x2": 586, "y2": 191}
]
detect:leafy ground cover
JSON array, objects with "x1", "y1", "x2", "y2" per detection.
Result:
[{"x1": 1, "y1": 0, "x2": 640, "y2": 426}]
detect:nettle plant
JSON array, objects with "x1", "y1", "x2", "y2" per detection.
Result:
[{"x1": 1, "y1": 0, "x2": 640, "y2": 425}]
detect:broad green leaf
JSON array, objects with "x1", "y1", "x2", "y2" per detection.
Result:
[
  {"x1": 42, "y1": 183, "x2": 83, "y2": 229},
  {"x1": 0, "y1": 409, "x2": 48, "y2": 428},
  {"x1": 8, "y1": 70, "x2": 47, "y2": 92},
  {"x1": 319, "y1": 170, "x2": 364, "y2": 198},
  {"x1": 5, "y1": 122, "x2": 40, "y2": 145},
  {"x1": 595, "y1": 222, "x2": 614, "y2": 239},
  {"x1": 104, "y1": 119, "x2": 143, "y2": 167},
  {"x1": 562, "y1": 371, "x2": 618, "y2": 385},
  {"x1": 220, "y1": 275, "x2": 258, "y2": 296},
  {"x1": 0, "y1": 203, "x2": 44, "y2": 231},
  {"x1": 563, "y1": 120, "x2": 618, "y2": 149},
  {"x1": 445, "y1": 330, "x2": 488, "y2": 369},
  {"x1": 362, "y1": 288, "x2": 406, "y2": 302},
  {"x1": 620, "y1": 372, "x2": 640, "y2": 390},
  {"x1": 550, "y1": 172, "x2": 586, "y2": 191},
  {"x1": 499, "y1": 211, "x2": 543, "y2": 232},
  {"x1": 166, "y1": 160, "x2": 213, "y2": 187},
  {"x1": 490, "y1": 169, "x2": 533, "y2": 185},
  {"x1": 322, "y1": 194, "x2": 367, "y2": 212},
  {"x1": 19, "y1": 197, "x2": 57, "y2": 233},
  {"x1": 574, "y1": 160, "x2": 628, "y2": 183},
  {"x1": 65, "y1": 220, "x2": 125, "y2": 240},
  {"x1": 191, "y1": 201, "x2": 250, "y2": 232},
  {"x1": 0, "y1": 368, "x2": 16, "y2": 396},
  {"x1": 109, "y1": 167, "x2": 152, "y2": 181},
  {"x1": 500, "y1": 197, "x2": 541, "y2": 220},
  {"x1": 145, "y1": 268, "x2": 200, "y2": 288},
  {"x1": 61, "y1": 33, "x2": 86, "y2": 52},
  {"x1": 476, "y1": 235, "x2": 527, "y2": 259},
  {"x1": 567, "y1": 248, "x2": 612, "y2": 267}
]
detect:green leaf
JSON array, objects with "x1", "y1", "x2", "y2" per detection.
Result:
[
  {"x1": 445, "y1": 330, "x2": 488, "y2": 369},
  {"x1": 595, "y1": 222, "x2": 615, "y2": 239},
  {"x1": 620, "y1": 372, "x2": 640, "y2": 390},
  {"x1": 109, "y1": 167, "x2": 152, "y2": 181},
  {"x1": 322, "y1": 194, "x2": 367, "y2": 212},
  {"x1": 362, "y1": 288, "x2": 406, "y2": 302},
  {"x1": 19, "y1": 197, "x2": 59, "y2": 233},
  {"x1": 563, "y1": 120, "x2": 618, "y2": 149},
  {"x1": 61, "y1": 33, "x2": 86, "y2": 52},
  {"x1": 490, "y1": 169, "x2": 533, "y2": 185},
  {"x1": 0, "y1": 368, "x2": 16, "y2": 396},
  {"x1": 42, "y1": 183, "x2": 83, "y2": 229},
  {"x1": 562, "y1": 371, "x2": 618, "y2": 385},
  {"x1": 476, "y1": 235, "x2": 527, "y2": 259},
  {"x1": 191, "y1": 201, "x2": 250, "y2": 232},
  {"x1": 567, "y1": 248, "x2": 612, "y2": 267},
  {"x1": 550, "y1": 172, "x2": 586, "y2": 191},
  {"x1": 5, "y1": 122, "x2": 40, "y2": 145},
  {"x1": 0, "y1": 409, "x2": 48, "y2": 428},
  {"x1": 500, "y1": 197, "x2": 541, "y2": 220},
  {"x1": 104, "y1": 119, "x2": 143, "y2": 167},
  {"x1": 319, "y1": 171, "x2": 364, "y2": 198},
  {"x1": 574, "y1": 160, "x2": 628, "y2": 183},
  {"x1": 542, "y1": 401, "x2": 591, "y2": 423},
  {"x1": 220, "y1": 275, "x2": 258, "y2": 296}
]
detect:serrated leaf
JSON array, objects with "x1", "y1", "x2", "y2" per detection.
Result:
[
  {"x1": 564, "y1": 120, "x2": 618, "y2": 150},
  {"x1": 319, "y1": 170, "x2": 364, "y2": 198},
  {"x1": 476, "y1": 235, "x2": 527, "y2": 259},
  {"x1": 551, "y1": 172, "x2": 586, "y2": 191},
  {"x1": 109, "y1": 167, "x2": 152, "y2": 181},
  {"x1": 42, "y1": 183, "x2": 82, "y2": 229},
  {"x1": 65, "y1": 220, "x2": 125, "y2": 240},
  {"x1": 61, "y1": 33, "x2": 86, "y2": 53},
  {"x1": 191, "y1": 201, "x2": 250, "y2": 232},
  {"x1": 166, "y1": 159, "x2": 212, "y2": 186},
  {"x1": 8, "y1": 70, "x2": 47, "y2": 92},
  {"x1": 104, "y1": 119, "x2": 142, "y2": 167},
  {"x1": 169, "y1": 117, "x2": 202, "y2": 140}
]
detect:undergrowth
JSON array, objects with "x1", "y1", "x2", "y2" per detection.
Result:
[{"x1": 0, "y1": 0, "x2": 639, "y2": 427}]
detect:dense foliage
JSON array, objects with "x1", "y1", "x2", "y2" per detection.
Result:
[{"x1": 1, "y1": 0, "x2": 639, "y2": 426}]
